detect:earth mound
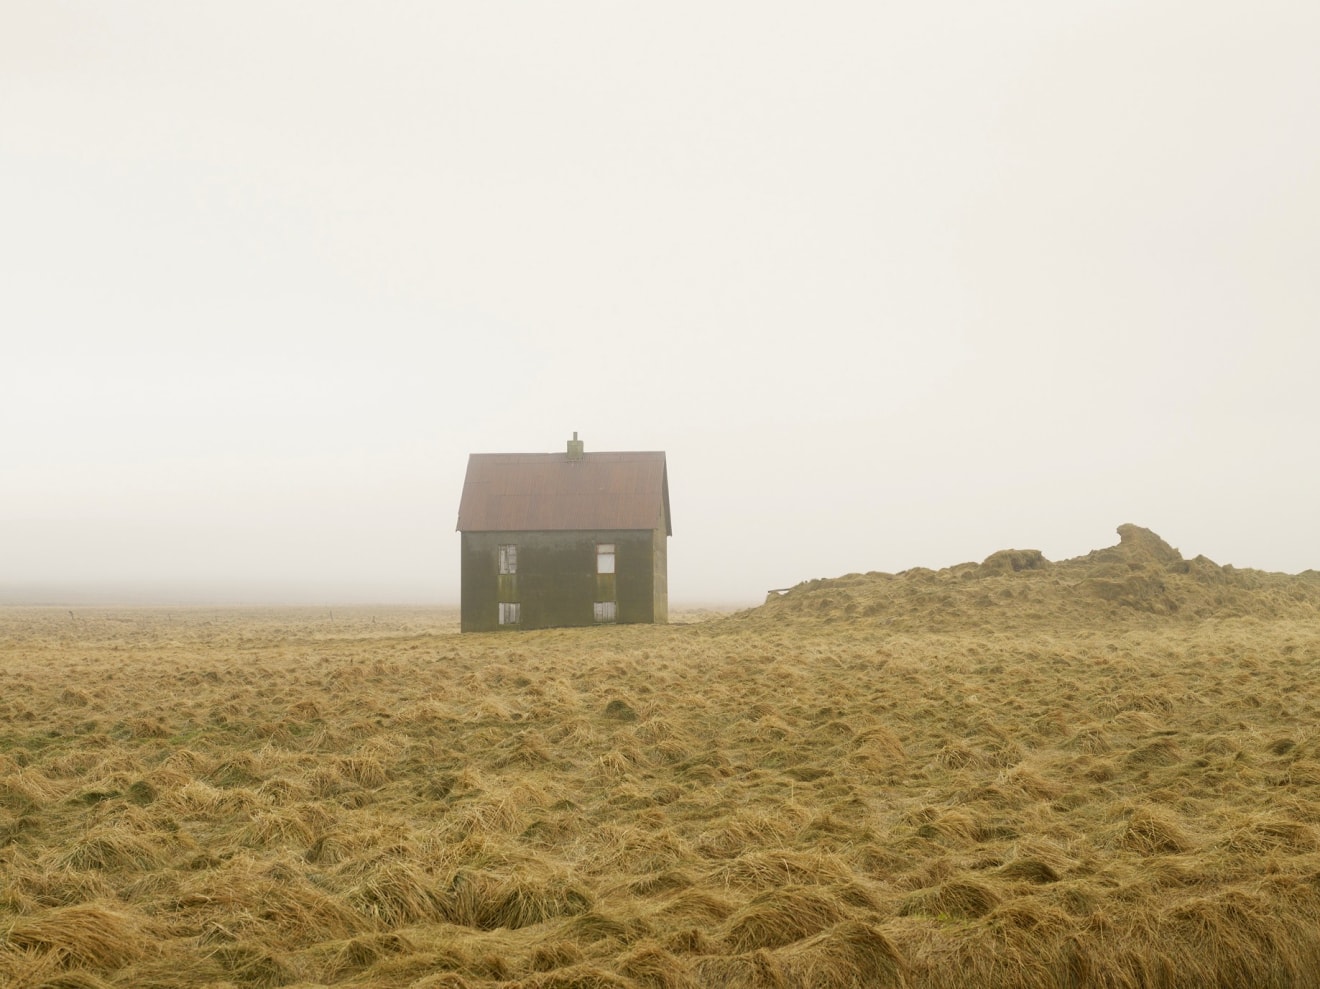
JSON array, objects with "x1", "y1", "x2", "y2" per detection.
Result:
[
  {"x1": 1104, "y1": 523, "x2": 1184, "y2": 566},
  {"x1": 976, "y1": 548, "x2": 1048, "y2": 576},
  {"x1": 747, "y1": 525, "x2": 1320, "y2": 631}
]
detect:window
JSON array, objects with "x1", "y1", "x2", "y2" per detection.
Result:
[
  {"x1": 596, "y1": 543, "x2": 615, "y2": 574},
  {"x1": 498, "y1": 544, "x2": 517, "y2": 575},
  {"x1": 594, "y1": 601, "x2": 616, "y2": 623},
  {"x1": 499, "y1": 602, "x2": 521, "y2": 625}
]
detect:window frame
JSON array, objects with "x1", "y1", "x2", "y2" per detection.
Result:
[
  {"x1": 498, "y1": 544, "x2": 518, "y2": 575},
  {"x1": 596, "y1": 543, "x2": 616, "y2": 575}
]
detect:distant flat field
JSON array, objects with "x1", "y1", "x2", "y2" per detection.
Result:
[{"x1": 4, "y1": 583, "x2": 1320, "y2": 987}]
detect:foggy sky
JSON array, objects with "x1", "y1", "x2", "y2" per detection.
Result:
[{"x1": 3, "y1": 2, "x2": 1318, "y2": 606}]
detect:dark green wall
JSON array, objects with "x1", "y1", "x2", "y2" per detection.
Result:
[{"x1": 460, "y1": 529, "x2": 666, "y2": 632}]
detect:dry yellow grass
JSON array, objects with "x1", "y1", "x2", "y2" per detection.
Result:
[{"x1": 3, "y1": 525, "x2": 1320, "y2": 987}]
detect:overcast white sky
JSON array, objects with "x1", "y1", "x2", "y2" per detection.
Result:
[{"x1": 3, "y1": 2, "x2": 1318, "y2": 606}]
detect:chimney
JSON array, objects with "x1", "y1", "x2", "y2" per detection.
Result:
[{"x1": 566, "y1": 431, "x2": 585, "y2": 461}]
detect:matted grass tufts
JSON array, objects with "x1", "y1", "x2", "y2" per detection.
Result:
[
  {"x1": 2, "y1": 902, "x2": 155, "y2": 971},
  {"x1": 506, "y1": 963, "x2": 637, "y2": 989},
  {"x1": 722, "y1": 885, "x2": 850, "y2": 952},
  {"x1": 55, "y1": 827, "x2": 166, "y2": 873},
  {"x1": 615, "y1": 942, "x2": 695, "y2": 989},
  {"x1": 853, "y1": 725, "x2": 907, "y2": 762},
  {"x1": 335, "y1": 754, "x2": 390, "y2": 788},
  {"x1": 779, "y1": 920, "x2": 908, "y2": 988},
  {"x1": 9, "y1": 579, "x2": 1320, "y2": 987},
  {"x1": 237, "y1": 809, "x2": 317, "y2": 849},
  {"x1": 652, "y1": 889, "x2": 738, "y2": 928},
  {"x1": 10, "y1": 864, "x2": 117, "y2": 909},
  {"x1": 1119, "y1": 807, "x2": 1194, "y2": 856},
  {"x1": 205, "y1": 753, "x2": 265, "y2": 788},
  {"x1": 124, "y1": 779, "x2": 158, "y2": 806},
  {"x1": 495, "y1": 731, "x2": 556, "y2": 769},
  {"x1": 603, "y1": 698, "x2": 639, "y2": 722},
  {"x1": 443, "y1": 870, "x2": 593, "y2": 931},
  {"x1": 1152, "y1": 887, "x2": 1320, "y2": 987},
  {"x1": 208, "y1": 941, "x2": 296, "y2": 988},
  {"x1": 304, "y1": 828, "x2": 359, "y2": 865},
  {"x1": 325, "y1": 930, "x2": 416, "y2": 977},
  {"x1": 561, "y1": 910, "x2": 646, "y2": 946},
  {"x1": 446, "y1": 798, "x2": 528, "y2": 840},
  {"x1": 994, "y1": 857, "x2": 1061, "y2": 885},
  {"x1": 691, "y1": 949, "x2": 789, "y2": 989},
  {"x1": 346, "y1": 862, "x2": 444, "y2": 926},
  {"x1": 898, "y1": 878, "x2": 1002, "y2": 921},
  {"x1": 171, "y1": 856, "x2": 364, "y2": 951},
  {"x1": 695, "y1": 811, "x2": 802, "y2": 859},
  {"x1": 408, "y1": 973, "x2": 475, "y2": 989},
  {"x1": 527, "y1": 939, "x2": 586, "y2": 973},
  {"x1": 1, "y1": 769, "x2": 66, "y2": 810},
  {"x1": 708, "y1": 850, "x2": 855, "y2": 890},
  {"x1": 31, "y1": 970, "x2": 118, "y2": 989},
  {"x1": 627, "y1": 869, "x2": 695, "y2": 898},
  {"x1": 1219, "y1": 816, "x2": 1319, "y2": 855}
]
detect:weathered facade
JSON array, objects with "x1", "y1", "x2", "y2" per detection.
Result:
[{"x1": 456, "y1": 436, "x2": 671, "y2": 632}]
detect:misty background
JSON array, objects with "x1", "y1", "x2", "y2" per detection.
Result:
[{"x1": 3, "y1": 2, "x2": 1318, "y2": 606}]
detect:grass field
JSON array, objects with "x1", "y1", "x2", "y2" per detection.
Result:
[{"x1": 4, "y1": 526, "x2": 1320, "y2": 988}]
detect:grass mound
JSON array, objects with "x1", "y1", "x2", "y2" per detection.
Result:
[{"x1": 746, "y1": 523, "x2": 1320, "y2": 629}]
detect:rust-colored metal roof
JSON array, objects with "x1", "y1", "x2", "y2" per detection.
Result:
[{"x1": 456, "y1": 451, "x2": 671, "y2": 535}]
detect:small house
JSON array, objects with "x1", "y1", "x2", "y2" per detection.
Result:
[{"x1": 455, "y1": 434, "x2": 671, "y2": 632}]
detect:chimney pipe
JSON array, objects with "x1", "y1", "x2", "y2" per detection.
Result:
[{"x1": 567, "y1": 432, "x2": 584, "y2": 461}]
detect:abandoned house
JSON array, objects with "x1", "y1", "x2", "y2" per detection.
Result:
[{"x1": 455, "y1": 434, "x2": 671, "y2": 632}]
